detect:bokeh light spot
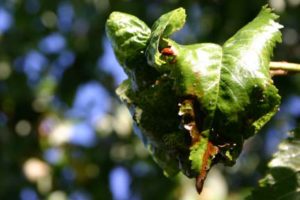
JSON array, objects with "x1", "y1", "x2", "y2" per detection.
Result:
[
  {"x1": 20, "y1": 188, "x2": 39, "y2": 200},
  {"x1": 23, "y1": 50, "x2": 48, "y2": 83},
  {"x1": 44, "y1": 147, "x2": 63, "y2": 165},
  {"x1": 41, "y1": 11, "x2": 57, "y2": 28},
  {"x1": 284, "y1": 95, "x2": 300, "y2": 117},
  {"x1": 39, "y1": 33, "x2": 66, "y2": 54},
  {"x1": 49, "y1": 122, "x2": 72, "y2": 146},
  {"x1": 48, "y1": 191, "x2": 67, "y2": 200},
  {"x1": 0, "y1": 61, "x2": 11, "y2": 80},
  {"x1": 98, "y1": 38, "x2": 127, "y2": 85},
  {"x1": 113, "y1": 105, "x2": 132, "y2": 138},
  {"x1": 269, "y1": 0, "x2": 286, "y2": 12},
  {"x1": 0, "y1": 8, "x2": 13, "y2": 33},
  {"x1": 23, "y1": 158, "x2": 50, "y2": 182},
  {"x1": 15, "y1": 120, "x2": 32, "y2": 136},
  {"x1": 57, "y1": 2, "x2": 74, "y2": 32},
  {"x1": 283, "y1": 28, "x2": 298, "y2": 45},
  {"x1": 110, "y1": 143, "x2": 134, "y2": 162},
  {"x1": 109, "y1": 167, "x2": 131, "y2": 200},
  {"x1": 68, "y1": 81, "x2": 110, "y2": 126},
  {"x1": 70, "y1": 122, "x2": 96, "y2": 147}
]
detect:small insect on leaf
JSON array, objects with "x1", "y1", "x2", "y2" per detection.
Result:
[
  {"x1": 106, "y1": 5, "x2": 283, "y2": 195},
  {"x1": 161, "y1": 47, "x2": 175, "y2": 56}
]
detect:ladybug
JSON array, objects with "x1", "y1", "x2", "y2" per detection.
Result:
[{"x1": 161, "y1": 47, "x2": 175, "y2": 56}]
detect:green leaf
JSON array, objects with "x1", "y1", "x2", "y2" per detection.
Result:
[
  {"x1": 107, "y1": 5, "x2": 283, "y2": 194},
  {"x1": 117, "y1": 77, "x2": 189, "y2": 177},
  {"x1": 105, "y1": 11, "x2": 151, "y2": 68},
  {"x1": 219, "y1": 5, "x2": 282, "y2": 139},
  {"x1": 146, "y1": 6, "x2": 282, "y2": 172},
  {"x1": 146, "y1": 7, "x2": 186, "y2": 69},
  {"x1": 247, "y1": 128, "x2": 300, "y2": 200}
]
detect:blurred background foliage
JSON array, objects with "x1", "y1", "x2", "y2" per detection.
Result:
[{"x1": 0, "y1": 0, "x2": 299, "y2": 199}]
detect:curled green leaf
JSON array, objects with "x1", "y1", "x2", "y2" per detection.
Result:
[
  {"x1": 105, "y1": 11, "x2": 151, "y2": 68},
  {"x1": 146, "y1": 7, "x2": 186, "y2": 68},
  {"x1": 106, "y1": 5, "x2": 283, "y2": 194}
]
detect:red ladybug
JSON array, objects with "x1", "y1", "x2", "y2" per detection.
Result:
[{"x1": 161, "y1": 47, "x2": 175, "y2": 56}]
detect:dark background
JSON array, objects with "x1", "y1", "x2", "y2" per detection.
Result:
[{"x1": 0, "y1": 0, "x2": 299, "y2": 199}]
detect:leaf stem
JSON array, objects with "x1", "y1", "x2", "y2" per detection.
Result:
[{"x1": 270, "y1": 61, "x2": 300, "y2": 76}]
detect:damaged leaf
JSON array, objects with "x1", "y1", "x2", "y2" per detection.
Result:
[{"x1": 106, "y1": 5, "x2": 282, "y2": 193}]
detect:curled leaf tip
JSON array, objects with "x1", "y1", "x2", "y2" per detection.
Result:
[
  {"x1": 105, "y1": 11, "x2": 151, "y2": 66},
  {"x1": 146, "y1": 7, "x2": 187, "y2": 69}
]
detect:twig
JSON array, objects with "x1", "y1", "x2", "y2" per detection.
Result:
[{"x1": 270, "y1": 61, "x2": 300, "y2": 76}]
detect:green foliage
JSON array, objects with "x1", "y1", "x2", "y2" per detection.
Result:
[
  {"x1": 146, "y1": 7, "x2": 186, "y2": 68},
  {"x1": 1, "y1": 1, "x2": 300, "y2": 199},
  {"x1": 247, "y1": 128, "x2": 300, "y2": 200},
  {"x1": 106, "y1": 5, "x2": 283, "y2": 193},
  {"x1": 106, "y1": 12, "x2": 151, "y2": 68}
]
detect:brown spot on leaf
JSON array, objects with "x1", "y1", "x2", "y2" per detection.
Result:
[
  {"x1": 195, "y1": 141, "x2": 219, "y2": 194},
  {"x1": 179, "y1": 98, "x2": 200, "y2": 144},
  {"x1": 178, "y1": 97, "x2": 219, "y2": 193}
]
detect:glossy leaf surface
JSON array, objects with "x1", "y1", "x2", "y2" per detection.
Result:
[{"x1": 106, "y1": 6, "x2": 282, "y2": 193}]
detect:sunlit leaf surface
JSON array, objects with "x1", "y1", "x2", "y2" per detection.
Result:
[{"x1": 106, "y1": 6, "x2": 283, "y2": 193}]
